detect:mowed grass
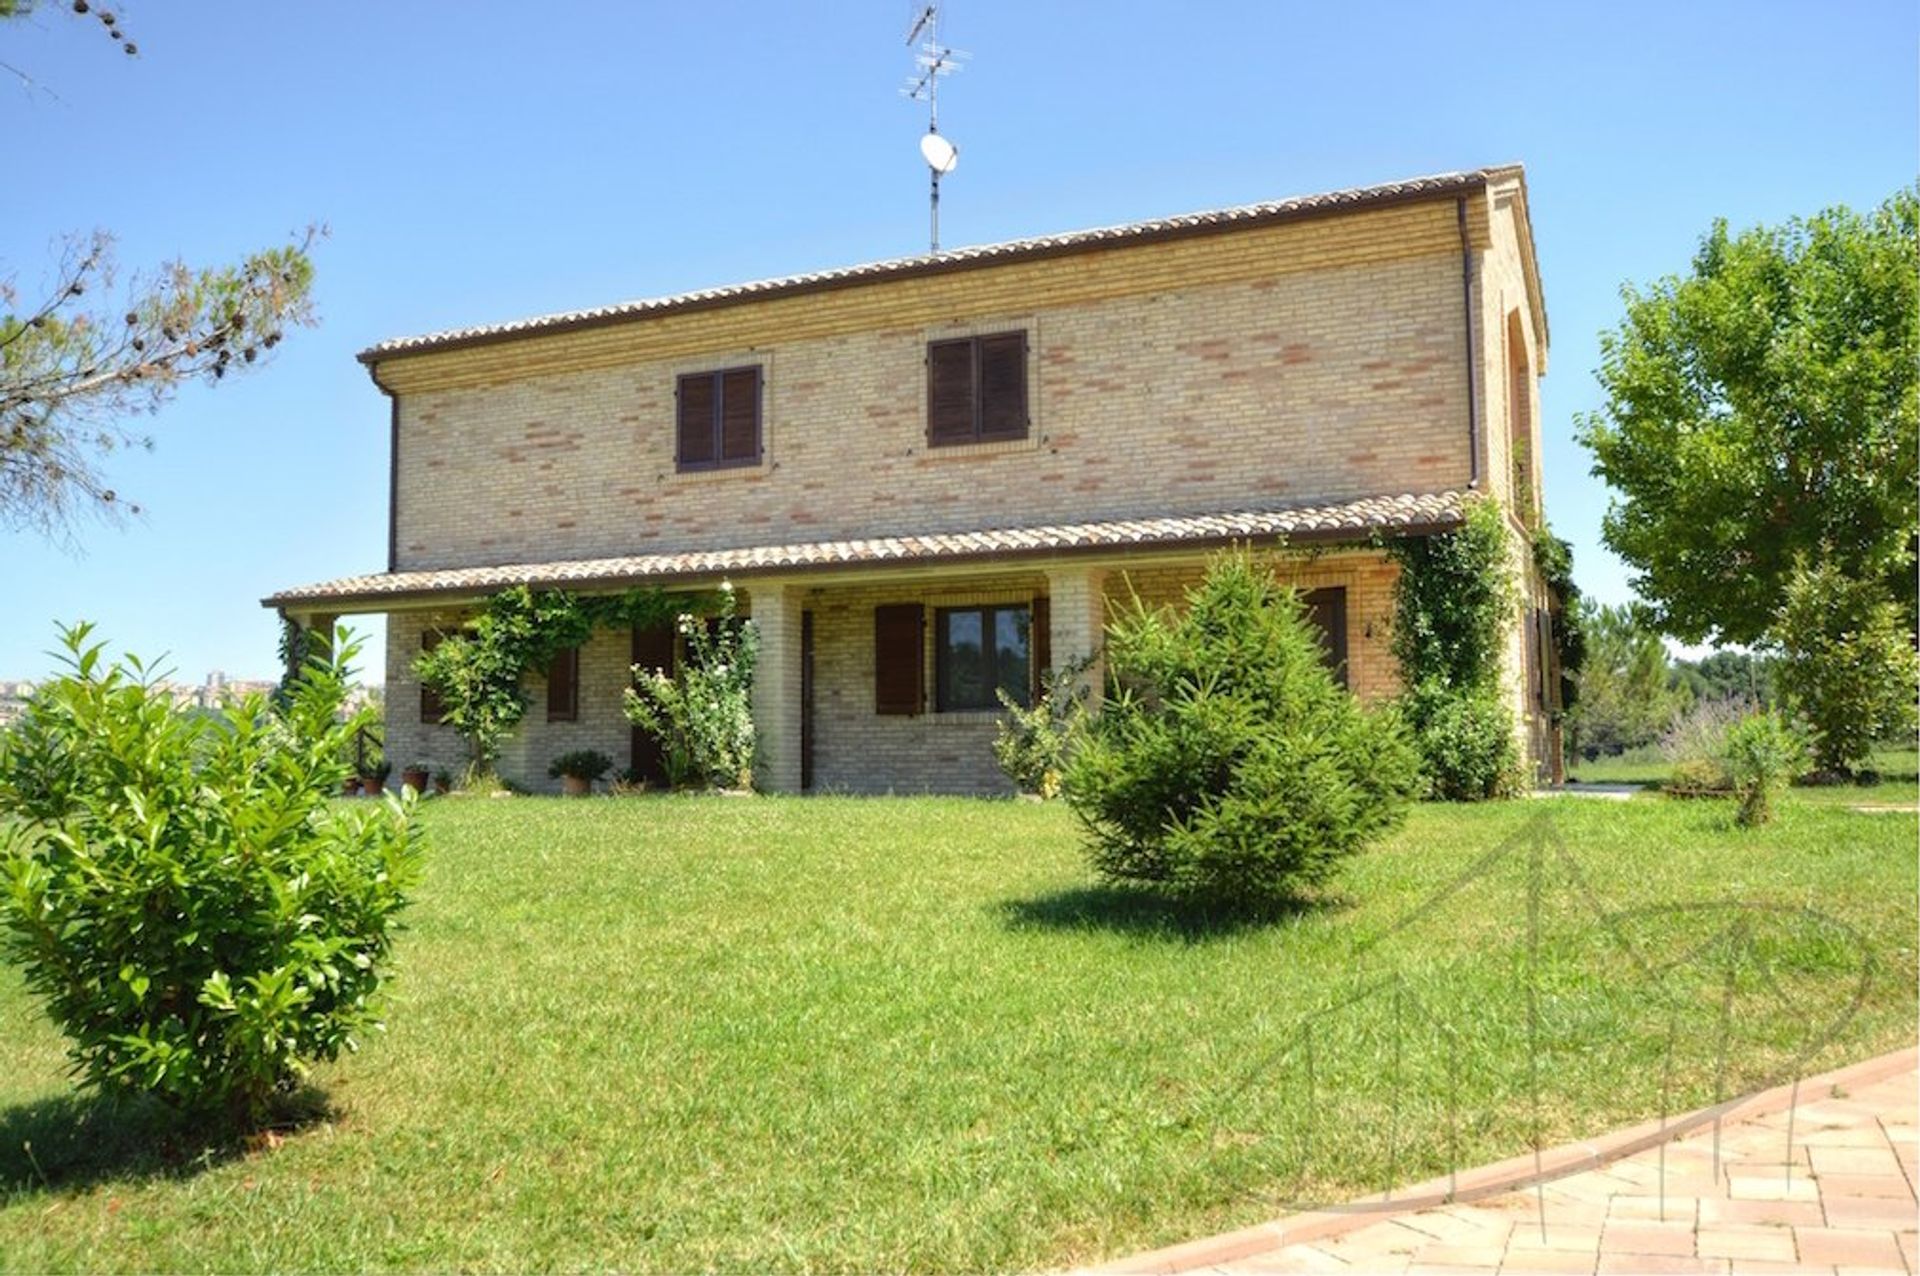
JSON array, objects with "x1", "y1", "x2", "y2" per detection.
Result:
[
  {"x1": 1570, "y1": 745, "x2": 1918, "y2": 807},
  {"x1": 0, "y1": 795, "x2": 1914, "y2": 1272}
]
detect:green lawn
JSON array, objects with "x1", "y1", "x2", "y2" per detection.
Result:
[
  {"x1": 1, "y1": 795, "x2": 1914, "y2": 1272},
  {"x1": 1570, "y1": 745, "x2": 1919, "y2": 807}
]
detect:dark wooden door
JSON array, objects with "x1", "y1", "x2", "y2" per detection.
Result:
[
  {"x1": 630, "y1": 623, "x2": 676, "y2": 785},
  {"x1": 800, "y1": 610, "x2": 815, "y2": 791}
]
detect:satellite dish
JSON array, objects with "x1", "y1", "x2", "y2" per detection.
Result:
[{"x1": 919, "y1": 131, "x2": 959, "y2": 174}]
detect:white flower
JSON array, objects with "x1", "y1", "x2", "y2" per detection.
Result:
[{"x1": 719, "y1": 579, "x2": 735, "y2": 594}]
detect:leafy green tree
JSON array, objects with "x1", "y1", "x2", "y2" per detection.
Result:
[
  {"x1": 1567, "y1": 601, "x2": 1691, "y2": 759},
  {"x1": 1, "y1": 6, "x2": 315, "y2": 537},
  {"x1": 1773, "y1": 557, "x2": 1919, "y2": 776},
  {"x1": 1671, "y1": 649, "x2": 1775, "y2": 706},
  {"x1": 1577, "y1": 190, "x2": 1918, "y2": 645}
]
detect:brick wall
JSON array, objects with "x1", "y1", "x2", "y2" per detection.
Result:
[{"x1": 382, "y1": 199, "x2": 1498, "y2": 573}]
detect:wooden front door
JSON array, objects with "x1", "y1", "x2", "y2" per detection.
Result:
[{"x1": 630, "y1": 623, "x2": 676, "y2": 785}]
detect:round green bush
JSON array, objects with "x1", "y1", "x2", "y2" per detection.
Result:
[
  {"x1": 1402, "y1": 680, "x2": 1521, "y2": 801},
  {"x1": 1063, "y1": 554, "x2": 1421, "y2": 904},
  {"x1": 0, "y1": 625, "x2": 426, "y2": 1123}
]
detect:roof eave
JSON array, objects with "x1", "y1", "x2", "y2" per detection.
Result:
[
  {"x1": 260, "y1": 517, "x2": 1461, "y2": 614},
  {"x1": 355, "y1": 169, "x2": 1498, "y2": 369}
]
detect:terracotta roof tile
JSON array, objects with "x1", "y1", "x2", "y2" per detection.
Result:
[
  {"x1": 360, "y1": 169, "x2": 1508, "y2": 362},
  {"x1": 263, "y1": 491, "x2": 1465, "y2": 611}
]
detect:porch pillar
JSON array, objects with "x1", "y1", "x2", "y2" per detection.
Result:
[
  {"x1": 747, "y1": 583, "x2": 803, "y2": 794},
  {"x1": 288, "y1": 610, "x2": 336, "y2": 678},
  {"x1": 1044, "y1": 566, "x2": 1107, "y2": 711}
]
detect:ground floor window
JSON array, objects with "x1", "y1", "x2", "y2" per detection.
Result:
[{"x1": 935, "y1": 604, "x2": 1031, "y2": 711}]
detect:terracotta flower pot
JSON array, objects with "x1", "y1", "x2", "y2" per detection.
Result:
[
  {"x1": 363, "y1": 777, "x2": 386, "y2": 796},
  {"x1": 561, "y1": 775, "x2": 591, "y2": 797},
  {"x1": 341, "y1": 778, "x2": 362, "y2": 796},
  {"x1": 401, "y1": 768, "x2": 430, "y2": 794}
]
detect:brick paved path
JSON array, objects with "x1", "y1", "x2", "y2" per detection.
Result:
[{"x1": 1101, "y1": 1048, "x2": 1917, "y2": 1275}]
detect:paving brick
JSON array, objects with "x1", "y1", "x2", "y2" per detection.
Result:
[
  {"x1": 1694, "y1": 1197, "x2": 1824, "y2": 1229},
  {"x1": 1495, "y1": 1244, "x2": 1600, "y2": 1272},
  {"x1": 1726, "y1": 1175, "x2": 1820, "y2": 1202},
  {"x1": 1597, "y1": 1222, "x2": 1697, "y2": 1256},
  {"x1": 1693, "y1": 1228, "x2": 1798, "y2": 1262},
  {"x1": 1821, "y1": 1194, "x2": 1920, "y2": 1228},
  {"x1": 1794, "y1": 1226, "x2": 1907, "y2": 1269},
  {"x1": 1594, "y1": 1256, "x2": 1722, "y2": 1275}
]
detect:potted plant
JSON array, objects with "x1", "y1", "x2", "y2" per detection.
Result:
[
  {"x1": 361, "y1": 759, "x2": 392, "y2": 796},
  {"x1": 341, "y1": 775, "x2": 363, "y2": 797},
  {"x1": 548, "y1": 749, "x2": 612, "y2": 797},
  {"x1": 401, "y1": 761, "x2": 432, "y2": 795},
  {"x1": 432, "y1": 768, "x2": 453, "y2": 796}
]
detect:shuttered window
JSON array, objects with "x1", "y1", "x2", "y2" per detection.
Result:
[
  {"x1": 926, "y1": 331, "x2": 1028, "y2": 446},
  {"x1": 936, "y1": 604, "x2": 1032, "y2": 712},
  {"x1": 676, "y1": 366, "x2": 762, "y2": 471},
  {"x1": 1302, "y1": 588, "x2": 1349, "y2": 690},
  {"x1": 874, "y1": 603, "x2": 925, "y2": 716},
  {"x1": 546, "y1": 645, "x2": 580, "y2": 722},
  {"x1": 419, "y1": 631, "x2": 447, "y2": 723}
]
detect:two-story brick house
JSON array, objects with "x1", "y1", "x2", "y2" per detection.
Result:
[{"x1": 266, "y1": 165, "x2": 1558, "y2": 794}]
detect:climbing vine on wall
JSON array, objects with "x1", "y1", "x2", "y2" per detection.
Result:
[
  {"x1": 413, "y1": 584, "x2": 724, "y2": 774},
  {"x1": 1387, "y1": 498, "x2": 1522, "y2": 799},
  {"x1": 1531, "y1": 524, "x2": 1586, "y2": 715}
]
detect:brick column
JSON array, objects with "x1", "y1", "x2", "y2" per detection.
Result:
[
  {"x1": 1044, "y1": 566, "x2": 1107, "y2": 711},
  {"x1": 292, "y1": 610, "x2": 336, "y2": 677},
  {"x1": 748, "y1": 583, "x2": 803, "y2": 793}
]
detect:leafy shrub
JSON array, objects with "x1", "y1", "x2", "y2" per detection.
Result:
[
  {"x1": 1062, "y1": 553, "x2": 1420, "y2": 904},
  {"x1": 0, "y1": 625, "x2": 425, "y2": 1123},
  {"x1": 1774, "y1": 557, "x2": 1919, "y2": 777},
  {"x1": 1402, "y1": 680, "x2": 1521, "y2": 801},
  {"x1": 993, "y1": 654, "x2": 1094, "y2": 798},
  {"x1": 1722, "y1": 710, "x2": 1809, "y2": 826},
  {"x1": 624, "y1": 585, "x2": 758, "y2": 789},
  {"x1": 548, "y1": 749, "x2": 613, "y2": 782},
  {"x1": 1665, "y1": 756, "x2": 1731, "y2": 796}
]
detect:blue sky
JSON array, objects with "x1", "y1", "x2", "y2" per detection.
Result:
[{"x1": 3, "y1": 1, "x2": 1913, "y2": 682}]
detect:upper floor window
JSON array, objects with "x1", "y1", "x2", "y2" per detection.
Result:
[
  {"x1": 927, "y1": 331, "x2": 1028, "y2": 447},
  {"x1": 676, "y1": 366, "x2": 762, "y2": 471}
]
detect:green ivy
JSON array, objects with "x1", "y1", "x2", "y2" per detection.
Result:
[
  {"x1": 1388, "y1": 499, "x2": 1515, "y2": 693},
  {"x1": 1532, "y1": 524, "x2": 1587, "y2": 714},
  {"x1": 415, "y1": 584, "x2": 722, "y2": 775},
  {"x1": 1387, "y1": 499, "x2": 1522, "y2": 799}
]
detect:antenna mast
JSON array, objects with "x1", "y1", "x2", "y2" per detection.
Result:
[{"x1": 903, "y1": 3, "x2": 965, "y2": 253}]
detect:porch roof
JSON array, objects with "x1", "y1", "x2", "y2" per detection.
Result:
[{"x1": 262, "y1": 490, "x2": 1465, "y2": 613}]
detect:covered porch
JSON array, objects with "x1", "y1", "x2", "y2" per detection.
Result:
[{"x1": 263, "y1": 492, "x2": 1461, "y2": 795}]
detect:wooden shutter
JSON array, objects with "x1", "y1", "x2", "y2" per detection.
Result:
[
  {"x1": 719, "y1": 367, "x2": 760, "y2": 464},
  {"x1": 676, "y1": 372, "x2": 716, "y2": 468},
  {"x1": 546, "y1": 645, "x2": 579, "y2": 722},
  {"x1": 926, "y1": 339, "x2": 975, "y2": 446},
  {"x1": 1030, "y1": 596, "x2": 1051, "y2": 698},
  {"x1": 977, "y1": 332, "x2": 1028, "y2": 440},
  {"x1": 419, "y1": 631, "x2": 447, "y2": 723},
  {"x1": 874, "y1": 603, "x2": 925, "y2": 716},
  {"x1": 1302, "y1": 588, "x2": 1349, "y2": 689}
]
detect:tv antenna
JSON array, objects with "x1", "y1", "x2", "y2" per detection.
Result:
[{"x1": 902, "y1": 3, "x2": 965, "y2": 253}]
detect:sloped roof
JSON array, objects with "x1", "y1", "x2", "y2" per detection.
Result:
[
  {"x1": 263, "y1": 491, "x2": 1464, "y2": 612},
  {"x1": 360, "y1": 168, "x2": 1515, "y2": 364}
]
